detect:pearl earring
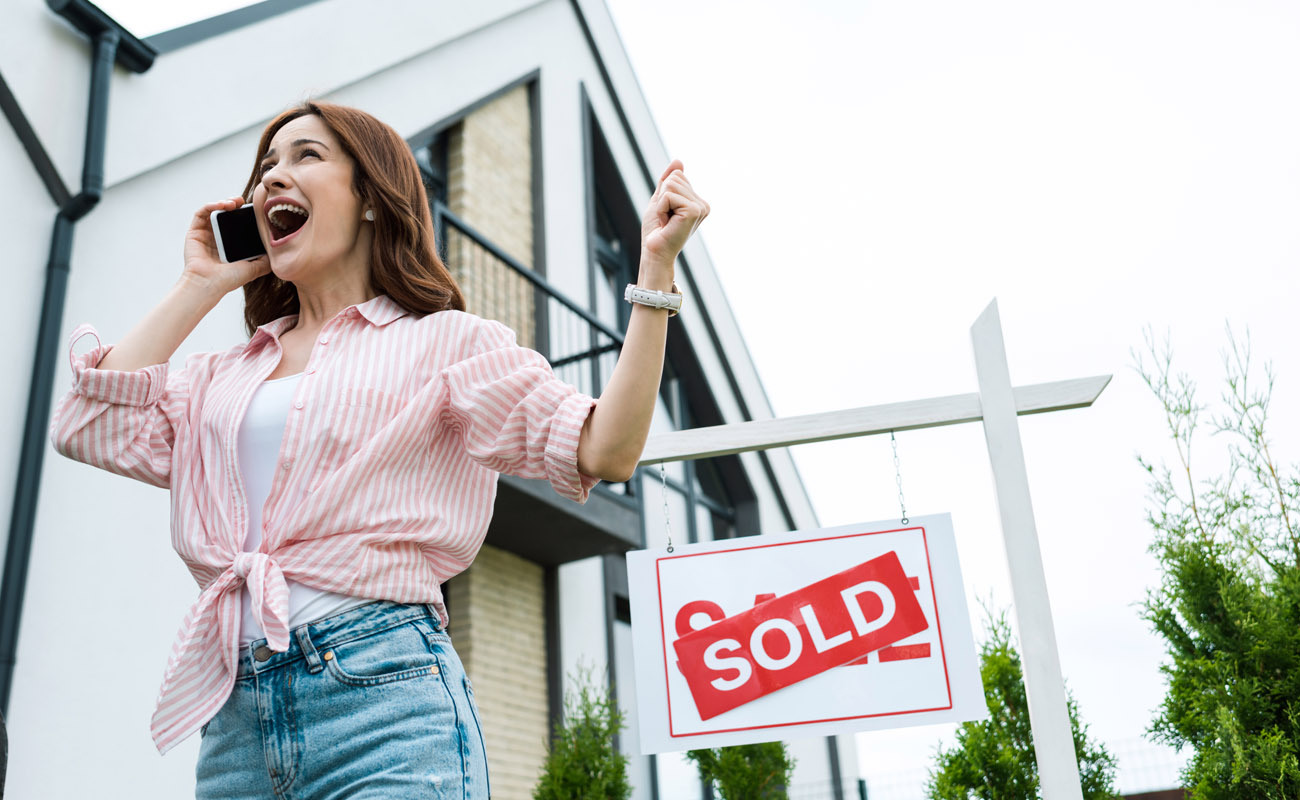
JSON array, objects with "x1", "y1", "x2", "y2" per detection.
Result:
[{"x1": 364, "y1": 209, "x2": 375, "y2": 222}]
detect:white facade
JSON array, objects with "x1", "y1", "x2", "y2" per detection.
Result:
[{"x1": 0, "y1": 0, "x2": 855, "y2": 797}]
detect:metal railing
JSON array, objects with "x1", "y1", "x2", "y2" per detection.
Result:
[
  {"x1": 432, "y1": 201, "x2": 626, "y2": 415},
  {"x1": 787, "y1": 779, "x2": 870, "y2": 800}
]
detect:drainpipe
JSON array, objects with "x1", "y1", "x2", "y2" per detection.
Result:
[{"x1": 0, "y1": 0, "x2": 154, "y2": 714}]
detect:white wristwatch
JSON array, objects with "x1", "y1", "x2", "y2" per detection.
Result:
[{"x1": 624, "y1": 283, "x2": 683, "y2": 317}]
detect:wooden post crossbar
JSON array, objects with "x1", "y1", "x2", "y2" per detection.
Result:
[{"x1": 636, "y1": 299, "x2": 1105, "y2": 800}]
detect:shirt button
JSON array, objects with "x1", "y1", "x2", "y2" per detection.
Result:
[
  {"x1": 306, "y1": 367, "x2": 316, "y2": 375},
  {"x1": 282, "y1": 460, "x2": 292, "y2": 470},
  {"x1": 319, "y1": 336, "x2": 329, "y2": 345},
  {"x1": 294, "y1": 401, "x2": 304, "y2": 410}
]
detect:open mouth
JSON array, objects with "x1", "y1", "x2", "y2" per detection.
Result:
[{"x1": 267, "y1": 203, "x2": 309, "y2": 242}]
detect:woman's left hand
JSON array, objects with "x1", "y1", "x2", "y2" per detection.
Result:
[{"x1": 640, "y1": 159, "x2": 710, "y2": 264}]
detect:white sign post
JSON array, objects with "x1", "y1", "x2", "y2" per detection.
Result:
[{"x1": 635, "y1": 299, "x2": 1105, "y2": 800}]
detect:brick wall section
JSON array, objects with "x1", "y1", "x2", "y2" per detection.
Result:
[
  {"x1": 443, "y1": 82, "x2": 551, "y2": 799},
  {"x1": 446, "y1": 545, "x2": 549, "y2": 800},
  {"x1": 445, "y1": 85, "x2": 537, "y2": 348}
]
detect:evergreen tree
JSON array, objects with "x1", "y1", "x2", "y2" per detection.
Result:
[
  {"x1": 926, "y1": 609, "x2": 1118, "y2": 799},
  {"x1": 1135, "y1": 331, "x2": 1300, "y2": 798},
  {"x1": 533, "y1": 668, "x2": 631, "y2": 800},
  {"x1": 686, "y1": 741, "x2": 796, "y2": 800}
]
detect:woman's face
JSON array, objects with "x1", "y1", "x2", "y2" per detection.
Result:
[{"x1": 252, "y1": 114, "x2": 371, "y2": 287}]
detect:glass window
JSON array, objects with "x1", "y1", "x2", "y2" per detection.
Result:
[
  {"x1": 649, "y1": 397, "x2": 686, "y2": 484},
  {"x1": 695, "y1": 503, "x2": 714, "y2": 544},
  {"x1": 694, "y1": 459, "x2": 728, "y2": 506},
  {"x1": 413, "y1": 137, "x2": 449, "y2": 207},
  {"x1": 710, "y1": 510, "x2": 736, "y2": 541}
]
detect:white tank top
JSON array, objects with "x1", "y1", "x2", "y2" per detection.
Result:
[{"x1": 236, "y1": 372, "x2": 375, "y2": 645}]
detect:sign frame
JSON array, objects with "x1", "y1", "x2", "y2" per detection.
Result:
[
  {"x1": 627, "y1": 513, "x2": 986, "y2": 753},
  {"x1": 634, "y1": 300, "x2": 1108, "y2": 800}
]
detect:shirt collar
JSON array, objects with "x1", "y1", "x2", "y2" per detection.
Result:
[
  {"x1": 249, "y1": 294, "x2": 410, "y2": 347},
  {"x1": 252, "y1": 315, "x2": 297, "y2": 345},
  {"x1": 353, "y1": 293, "x2": 410, "y2": 327}
]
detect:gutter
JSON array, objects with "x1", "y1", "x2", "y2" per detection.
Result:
[{"x1": 0, "y1": 0, "x2": 154, "y2": 714}]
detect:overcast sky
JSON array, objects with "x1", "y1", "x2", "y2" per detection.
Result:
[
  {"x1": 603, "y1": 1, "x2": 1300, "y2": 795},
  {"x1": 96, "y1": 0, "x2": 1300, "y2": 795}
]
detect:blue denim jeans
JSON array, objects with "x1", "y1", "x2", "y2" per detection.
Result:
[{"x1": 194, "y1": 600, "x2": 489, "y2": 799}]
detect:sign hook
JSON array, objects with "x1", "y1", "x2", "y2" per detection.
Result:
[
  {"x1": 660, "y1": 462, "x2": 674, "y2": 553},
  {"x1": 891, "y1": 430, "x2": 909, "y2": 525}
]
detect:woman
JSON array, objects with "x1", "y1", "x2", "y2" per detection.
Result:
[{"x1": 49, "y1": 101, "x2": 707, "y2": 798}]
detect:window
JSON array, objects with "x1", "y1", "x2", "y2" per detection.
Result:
[
  {"x1": 586, "y1": 105, "x2": 640, "y2": 336},
  {"x1": 586, "y1": 96, "x2": 770, "y2": 799},
  {"x1": 412, "y1": 132, "x2": 451, "y2": 261},
  {"x1": 643, "y1": 361, "x2": 738, "y2": 546}
]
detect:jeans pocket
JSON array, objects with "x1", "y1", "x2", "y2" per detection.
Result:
[{"x1": 322, "y1": 621, "x2": 442, "y2": 687}]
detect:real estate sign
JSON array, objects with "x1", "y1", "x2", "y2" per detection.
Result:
[{"x1": 626, "y1": 513, "x2": 987, "y2": 753}]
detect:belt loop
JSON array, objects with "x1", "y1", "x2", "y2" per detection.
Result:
[
  {"x1": 294, "y1": 625, "x2": 324, "y2": 674},
  {"x1": 424, "y1": 603, "x2": 443, "y2": 632}
]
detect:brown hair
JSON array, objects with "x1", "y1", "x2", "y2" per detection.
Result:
[{"x1": 239, "y1": 101, "x2": 464, "y2": 336}]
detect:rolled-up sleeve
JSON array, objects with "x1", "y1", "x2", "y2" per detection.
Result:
[
  {"x1": 442, "y1": 319, "x2": 601, "y2": 503},
  {"x1": 48, "y1": 323, "x2": 186, "y2": 488}
]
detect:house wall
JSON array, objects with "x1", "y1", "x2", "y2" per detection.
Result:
[
  {"x1": 443, "y1": 83, "x2": 551, "y2": 800},
  {"x1": 1, "y1": 0, "x2": 853, "y2": 797},
  {"x1": 447, "y1": 546, "x2": 549, "y2": 800},
  {"x1": 445, "y1": 85, "x2": 538, "y2": 348}
]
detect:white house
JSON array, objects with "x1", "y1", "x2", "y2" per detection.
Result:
[{"x1": 0, "y1": 1, "x2": 861, "y2": 797}]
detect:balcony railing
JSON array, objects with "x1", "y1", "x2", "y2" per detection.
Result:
[{"x1": 432, "y1": 201, "x2": 626, "y2": 419}]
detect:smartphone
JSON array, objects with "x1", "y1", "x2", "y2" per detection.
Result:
[{"x1": 210, "y1": 203, "x2": 267, "y2": 263}]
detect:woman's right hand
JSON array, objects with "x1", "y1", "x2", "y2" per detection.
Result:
[
  {"x1": 92, "y1": 198, "x2": 270, "y2": 373},
  {"x1": 181, "y1": 197, "x2": 271, "y2": 296}
]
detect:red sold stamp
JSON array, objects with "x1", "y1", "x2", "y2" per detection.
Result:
[
  {"x1": 630, "y1": 516, "x2": 984, "y2": 754},
  {"x1": 671, "y1": 551, "x2": 929, "y2": 720}
]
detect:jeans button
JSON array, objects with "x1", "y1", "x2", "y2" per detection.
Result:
[{"x1": 254, "y1": 645, "x2": 273, "y2": 662}]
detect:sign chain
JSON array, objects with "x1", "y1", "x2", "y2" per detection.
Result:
[
  {"x1": 891, "y1": 431, "x2": 909, "y2": 525},
  {"x1": 660, "y1": 462, "x2": 674, "y2": 553}
]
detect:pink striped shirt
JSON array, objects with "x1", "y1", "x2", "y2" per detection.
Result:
[{"x1": 48, "y1": 293, "x2": 599, "y2": 754}]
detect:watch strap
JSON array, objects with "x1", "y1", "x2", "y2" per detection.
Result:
[{"x1": 624, "y1": 283, "x2": 683, "y2": 316}]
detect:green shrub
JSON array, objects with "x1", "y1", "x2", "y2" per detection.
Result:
[
  {"x1": 1135, "y1": 330, "x2": 1300, "y2": 798},
  {"x1": 926, "y1": 608, "x2": 1118, "y2": 799},
  {"x1": 533, "y1": 668, "x2": 631, "y2": 800},
  {"x1": 686, "y1": 741, "x2": 796, "y2": 800}
]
